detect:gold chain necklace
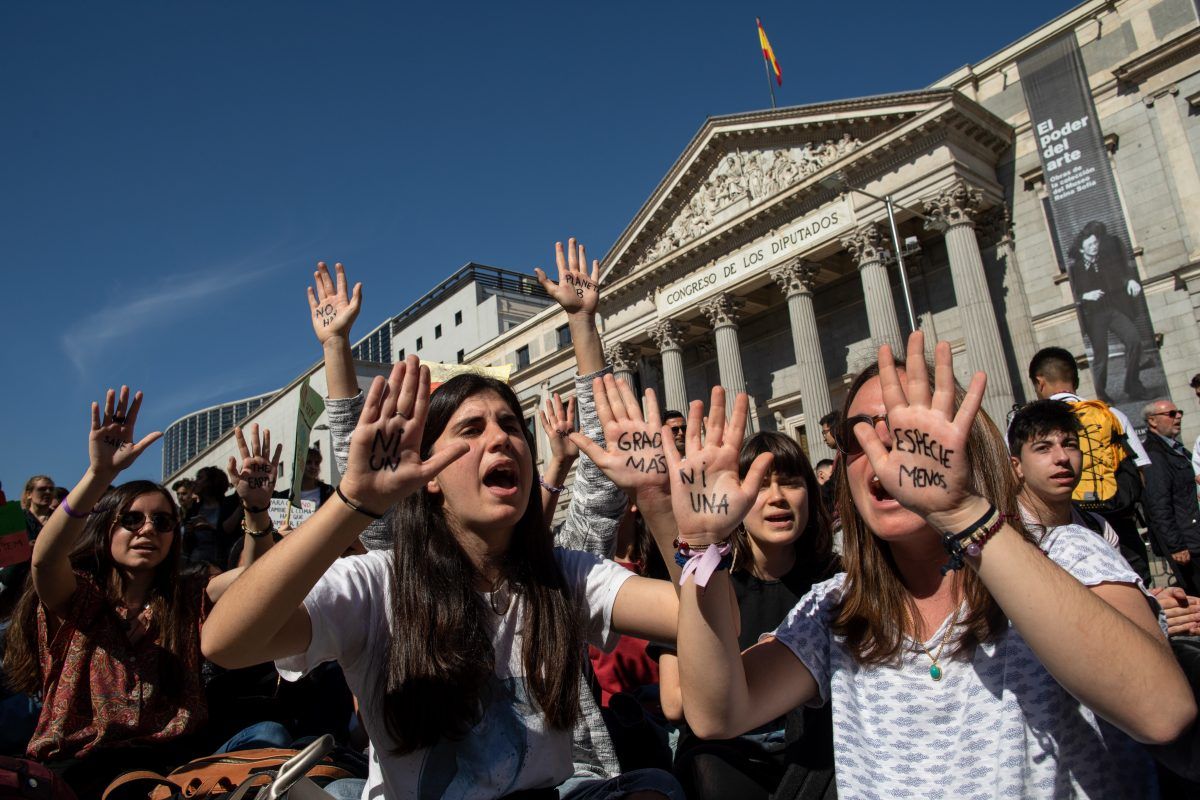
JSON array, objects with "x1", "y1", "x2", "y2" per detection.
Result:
[{"x1": 917, "y1": 604, "x2": 962, "y2": 682}]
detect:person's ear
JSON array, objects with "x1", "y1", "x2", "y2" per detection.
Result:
[
  {"x1": 1010, "y1": 455, "x2": 1024, "y2": 483},
  {"x1": 426, "y1": 477, "x2": 443, "y2": 495}
]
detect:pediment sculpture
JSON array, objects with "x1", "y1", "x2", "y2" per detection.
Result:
[{"x1": 635, "y1": 134, "x2": 862, "y2": 269}]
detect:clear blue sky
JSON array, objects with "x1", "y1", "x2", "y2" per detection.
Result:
[{"x1": 1, "y1": 1, "x2": 1078, "y2": 492}]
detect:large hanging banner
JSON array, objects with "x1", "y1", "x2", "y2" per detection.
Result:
[{"x1": 1017, "y1": 33, "x2": 1166, "y2": 415}]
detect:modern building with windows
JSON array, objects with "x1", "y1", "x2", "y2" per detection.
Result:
[
  {"x1": 472, "y1": 0, "x2": 1200, "y2": 468},
  {"x1": 161, "y1": 393, "x2": 273, "y2": 480}
]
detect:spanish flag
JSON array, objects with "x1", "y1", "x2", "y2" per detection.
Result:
[{"x1": 757, "y1": 18, "x2": 782, "y2": 86}]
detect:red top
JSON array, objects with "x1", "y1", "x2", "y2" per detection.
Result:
[
  {"x1": 26, "y1": 571, "x2": 210, "y2": 760},
  {"x1": 587, "y1": 562, "x2": 659, "y2": 707}
]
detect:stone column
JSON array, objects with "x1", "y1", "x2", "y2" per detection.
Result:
[
  {"x1": 650, "y1": 319, "x2": 688, "y2": 413},
  {"x1": 841, "y1": 224, "x2": 903, "y2": 353},
  {"x1": 924, "y1": 180, "x2": 1015, "y2": 423},
  {"x1": 604, "y1": 342, "x2": 639, "y2": 389},
  {"x1": 698, "y1": 293, "x2": 753, "y2": 427},
  {"x1": 979, "y1": 206, "x2": 1038, "y2": 402},
  {"x1": 769, "y1": 258, "x2": 835, "y2": 461}
]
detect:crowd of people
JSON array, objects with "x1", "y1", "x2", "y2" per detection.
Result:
[{"x1": 3, "y1": 239, "x2": 1200, "y2": 799}]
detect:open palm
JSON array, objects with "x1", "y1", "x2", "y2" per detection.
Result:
[
  {"x1": 340, "y1": 356, "x2": 469, "y2": 512},
  {"x1": 663, "y1": 388, "x2": 772, "y2": 547},
  {"x1": 307, "y1": 261, "x2": 362, "y2": 344},
  {"x1": 226, "y1": 424, "x2": 284, "y2": 510},
  {"x1": 570, "y1": 376, "x2": 670, "y2": 502},
  {"x1": 88, "y1": 386, "x2": 162, "y2": 477},
  {"x1": 534, "y1": 238, "x2": 600, "y2": 316}
]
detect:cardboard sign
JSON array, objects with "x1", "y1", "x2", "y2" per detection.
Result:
[
  {"x1": 269, "y1": 497, "x2": 317, "y2": 528},
  {"x1": 424, "y1": 361, "x2": 513, "y2": 391},
  {"x1": 0, "y1": 501, "x2": 33, "y2": 568},
  {"x1": 289, "y1": 378, "x2": 327, "y2": 506}
]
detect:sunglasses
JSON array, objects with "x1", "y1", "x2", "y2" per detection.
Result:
[
  {"x1": 833, "y1": 413, "x2": 890, "y2": 458},
  {"x1": 34, "y1": 486, "x2": 55, "y2": 494},
  {"x1": 118, "y1": 511, "x2": 178, "y2": 535},
  {"x1": 1150, "y1": 409, "x2": 1184, "y2": 419}
]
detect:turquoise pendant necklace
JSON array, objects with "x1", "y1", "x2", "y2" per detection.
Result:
[{"x1": 918, "y1": 605, "x2": 962, "y2": 682}]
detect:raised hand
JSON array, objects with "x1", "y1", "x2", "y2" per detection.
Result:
[
  {"x1": 88, "y1": 386, "x2": 162, "y2": 477},
  {"x1": 853, "y1": 331, "x2": 986, "y2": 527},
  {"x1": 226, "y1": 424, "x2": 283, "y2": 510},
  {"x1": 662, "y1": 387, "x2": 773, "y2": 547},
  {"x1": 307, "y1": 261, "x2": 362, "y2": 344},
  {"x1": 534, "y1": 238, "x2": 600, "y2": 317},
  {"x1": 539, "y1": 393, "x2": 579, "y2": 463},
  {"x1": 339, "y1": 355, "x2": 469, "y2": 512},
  {"x1": 570, "y1": 376, "x2": 672, "y2": 502}
]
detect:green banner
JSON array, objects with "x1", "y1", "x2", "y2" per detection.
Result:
[{"x1": 289, "y1": 378, "x2": 326, "y2": 508}]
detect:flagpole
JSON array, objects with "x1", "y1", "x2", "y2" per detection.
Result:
[{"x1": 762, "y1": 53, "x2": 777, "y2": 110}]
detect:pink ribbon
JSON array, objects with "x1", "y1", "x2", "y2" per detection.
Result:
[{"x1": 679, "y1": 542, "x2": 732, "y2": 589}]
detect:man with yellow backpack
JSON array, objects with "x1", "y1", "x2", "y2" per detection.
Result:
[{"x1": 1029, "y1": 348, "x2": 1151, "y2": 583}]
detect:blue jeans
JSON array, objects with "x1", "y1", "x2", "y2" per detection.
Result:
[
  {"x1": 214, "y1": 721, "x2": 293, "y2": 753},
  {"x1": 558, "y1": 768, "x2": 684, "y2": 799},
  {"x1": 323, "y1": 778, "x2": 366, "y2": 800}
]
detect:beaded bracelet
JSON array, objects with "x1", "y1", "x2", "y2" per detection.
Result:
[
  {"x1": 538, "y1": 475, "x2": 566, "y2": 495},
  {"x1": 335, "y1": 484, "x2": 384, "y2": 520},
  {"x1": 939, "y1": 505, "x2": 1006, "y2": 575},
  {"x1": 241, "y1": 516, "x2": 277, "y2": 540},
  {"x1": 676, "y1": 540, "x2": 733, "y2": 588}
]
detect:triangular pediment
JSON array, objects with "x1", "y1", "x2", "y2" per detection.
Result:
[{"x1": 601, "y1": 89, "x2": 1008, "y2": 285}]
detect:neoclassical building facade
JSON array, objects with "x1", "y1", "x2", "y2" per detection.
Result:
[{"x1": 470, "y1": 0, "x2": 1200, "y2": 473}]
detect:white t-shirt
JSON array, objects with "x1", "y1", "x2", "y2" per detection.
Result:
[
  {"x1": 277, "y1": 548, "x2": 633, "y2": 800},
  {"x1": 1050, "y1": 391, "x2": 1151, "y2": 467},
  {"x1": 768, "y1": 526, "x2": 1160, "y2": 799}
]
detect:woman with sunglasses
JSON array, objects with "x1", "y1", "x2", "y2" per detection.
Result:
[
  {"x1": 20, "y1": 475, "x2": 56, "y2": 540},
  {"x1": 673, "y1": 332, "x2": 1195, "y2": 799},
  {"x1": 3, "y1": 386, "x2": 283, "y2": 796}
]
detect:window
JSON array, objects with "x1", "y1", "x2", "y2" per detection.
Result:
[
  {"x1": 457, "y1": 349, "x2": 465, "y2": 364},
  {"x1": 516, "y1": 345, "x2": 530, "y2": 369},
  {"x1": 416, "y1": 337, "x2": 423, "y2": 350},
  {"x1": 397, "y1": 348, "x2": 405, "y2": 360},
  {"x1": 556, "y1": 324, "x2": 572, "y2": 349},
  {"x1": 455, "y1": 311, "x2": 463, "y2": 326},
  {"x1": 435, "y1": 324, "x2": 442, "y2": 339}
]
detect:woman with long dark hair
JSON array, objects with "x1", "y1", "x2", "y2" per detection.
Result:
[
  {"x1": 4, "y1": 387, "x2": 283, "y2": 795},
  {"x1": 673, "y1": 332, "x2": 1194, "y2": 798},
  {"x1": 202, "y1": 357, "x2": 683, "y2": 799},
  {"x1": 657, "y1": 431, "x2": 836, "y2": 800}
]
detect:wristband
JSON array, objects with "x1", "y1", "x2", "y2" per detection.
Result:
[
  {"x1": 242, "y1": 502, "x2": 270, "y2": 514},
  {"x1": 336, "y1": 484, "x2": 384, "y2": 520},
  {"x1": 59, "y1": 497, "x2": 91, "y2": 519},
  {"x1": 241, "y1": 516, "x2": 276, "y2": 539},
  {"x1": 939, "y1": 504, "x2": 1005, "y2": 575},
  {"x1": 676, "y1": 540, "x2": 733, "y2": 589},
  {"x1": 538, "y1": 475, "x2": 566, "y2": 495}
]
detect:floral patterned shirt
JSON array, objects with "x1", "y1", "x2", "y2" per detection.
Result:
[{"x1": 26, "y1": 571, "x2": 210, "y2": 761}]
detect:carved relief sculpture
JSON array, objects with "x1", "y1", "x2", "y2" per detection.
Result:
[{"x1": 635, "y1": 135, "x2": 863, "y2": 268}]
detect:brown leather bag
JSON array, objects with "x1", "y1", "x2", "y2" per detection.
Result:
[{"x1": 101, "y1": 747, "x2": 354, "y2": 800}]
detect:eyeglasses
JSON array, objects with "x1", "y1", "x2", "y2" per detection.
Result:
[
  {"x1": 34, "y1": 486, "x2": 55, "y2": 494},
  {"x1": 1150, "y1": 410, "x2": 1184, "y2": 419},
  {"x1": 834, "y1": 414, "x2": 890, "y2": 458},
  {"x1": 118, "y1": 511, "x2": 178, "y2": 535}
]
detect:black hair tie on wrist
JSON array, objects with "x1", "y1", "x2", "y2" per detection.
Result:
[
  {"x1": 242, "y1": 502, "x2": 270, "y2": 514},
  {"x1": 336, "y1": 484, "x2": 383, "y2": 520}
]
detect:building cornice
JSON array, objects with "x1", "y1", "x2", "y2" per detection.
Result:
[{"x1": 1112, "y1": 25, "x2": 1200, "y2": 87}]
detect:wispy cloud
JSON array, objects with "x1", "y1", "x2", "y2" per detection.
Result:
[{"x1": 60, "y1": 252, "x2": 289, "y2": 375}]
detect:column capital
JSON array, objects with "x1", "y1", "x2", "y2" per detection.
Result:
[
  {"x1": 604, "y1": 342, "x2": 640, "y2": 374},
  {"x1": 840, "y1": 224, "x2": 892, "y2": 268},
  {"x1": 769, "y1": 258, "x2": 821, "y2": 297},
  {"x1": 649, "y1": 319, "x2": 686, "y2": 351},
  {"x1": 924, "y1": 179, "x2": 984, "y2": 229},
  {"x1": 975, "y1": 204, "x2": 1013, "y2": 248},
  {"x1": 698, "y1": 293, "x2": 744, "y2": 329}
]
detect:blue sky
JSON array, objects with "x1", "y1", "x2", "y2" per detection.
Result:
[{"x1": 1, "y1": 1, "x2": 1078, "y2": 492}]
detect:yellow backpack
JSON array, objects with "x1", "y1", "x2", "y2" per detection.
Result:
[{"x1": 1069, "y1": 399, "x2": 1131, "y2": 508}]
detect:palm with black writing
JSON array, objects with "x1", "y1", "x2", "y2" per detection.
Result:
[
  {"x1": 307, "y1": 261, "x2": 363, "y2": 344},
  {"x1": 853, "y1": 331, "x2": 985, "y2": 526},
  {"x1": 88, "y1": 386, "x2": 162, "y2": 478},
  {"x1": 226, "y1": 424, "x2": 283, "y2": 510},
  {"x1": 570, "y1": 376, "x2": 671, "y2": 503},
  {"x1": 662, "y1": 388, "x2": 773, "y2": 547},
  {"x1": 538, "y1": 393, "x2": 579, "y2": 462},
  {"x1": 534, "y1": 238, "x2": 600, "y2": 317},
  {"x1": 340, "y1": 355, "x2": 469, "y2": 512}
]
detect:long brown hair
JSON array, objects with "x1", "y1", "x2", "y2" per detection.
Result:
[
  {"x1": 382, "y1": 374, "x2": 581, "y2": 753},
  {"x1": 4, "y1": 481, "x2": 201, "y2": 697},
  {"x1": 731, "y1": 431, "x2": 835, "y2": 578},
  {"x1": 21, "y1": 475, "x2": 53, "y2": 512},
  {"x1": 830, "y1": 361, "x2": 1036, "y2": 666}
]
